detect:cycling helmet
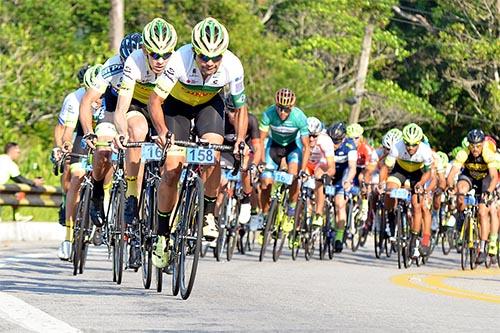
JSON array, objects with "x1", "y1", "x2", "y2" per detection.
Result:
[
  {"x1": 327, "y1": 122, "x2": 346, "y2": 142},
  {"x1": 461, "y1": 136, "x2": 469, "y2": 148},
  {"x1": 382, "y1": 128, "x2": 403, "y2": 150},
  {"x1": 402, "y1": 123, "x2": 423, "y2": 145},
  {"x1": 83, "y1": 64, "x2": 102, "y2": 89},
  {"x1": 466, "y1": 129, "x2": 485, "y2": 144},
  {"x1": 142, "y1": 18, "x2": 177, "y2": 54},
  {"x1": 450, "y1": 146, "x2": 462, "y2": 159},
  {"x1": 77, "y1": 65, "x2": 90, "y2": 84},
  {"x1": 346, "y1": 123, "x2": 364, "y2": 138},
  {"x1": 307, "y1": 117, "x2": 323, "y2": 136},
  {"x1": 436, "y1": 151, "x2": 449, "y2": 166},
  {"x1": 275, "y1": 88, "x2": 296, "y2": 107},
  {"x1": 192, "y1": 17, "x2": 229, "y2": 57},
  {"x1": 120, "y1": 32, "x2": 142, "y2": 61}
]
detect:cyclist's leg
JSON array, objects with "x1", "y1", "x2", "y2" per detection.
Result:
[
  {"x1": 313, "y1": 164, "x2": 326, "y2": 224},
  {"x1": 286, "y1": 143, "x2": 302, "y2": 215},
  {"x1": 260, "y1": 140, "x2": 279, "y2": 215},
  {"x1": 215, "y1": 154, "x2": 231, "y2": 218},
  {"x1": 456, "y1": 175, "x2": 472, "y2": 230},
  {"x1": 333, "y1": 168, "x2": 349, "y2": 252},
  {"x1": 386, "y1": 170, "x2": 405, "y2": 239},
  {"x1": 239, "y1": 150, "x2": 253, "y2": 224}
]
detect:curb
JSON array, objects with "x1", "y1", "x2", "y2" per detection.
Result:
[{"x1": 0, "y1": 222, "x2": 65, "y2": 241}]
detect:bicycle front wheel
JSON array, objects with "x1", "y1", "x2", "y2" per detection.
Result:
[
  {"x1": 179, "y1": 175, "x2": 204, "y2": 300},
  {"x1": 111, "y1": 183, "x2": 126, "y2": 284},
  {"x1": 259, "y1": 199, "x2": 277, "y2": 262},
  {"x1": 72, "y1": 184, "x2": 92, "y2": 276},
  {"x1": 140, "y1": 181, "x2": 156, "y2": 289}
]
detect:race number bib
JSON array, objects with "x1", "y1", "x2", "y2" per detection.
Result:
[
  {"x1": 273, "y1": 171, "x2": 294, "y2": 185},
  {"x1": 141, "y1": 143, "x2": 162, "y2": 161},
  {"x1": 186, "y1": 148, "x2": 215, "y2": 165}
]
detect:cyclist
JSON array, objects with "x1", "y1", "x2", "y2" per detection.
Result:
[
  {"x1": 327, "y1": 122, "x2": 357, "y2": 252},
  {"x1": 218, "y1": 94, "x2": 262, "y2": 224},
  {"x1": 148, "y1": 17, "x2": 248, "y2": 268},
  {"x1": 347, "y1": 123, "x2": 377, "y2": 221},
  {"x1": 113, "y1": 18, "x2": 178, "y2": 268},
  {"x1": 447, "y1": 129, "x2": 498, "y2": 264},
  {"x1": 56, "y1": 65, "x2": 103, "y2": 260},
  {"x1": 305, "y1": 116, "x2": 335, "y2": 228},
  {"x1": 379, "y1": 123, "x2": 434, "y2": 257},
  {"x1": 258, "y1": 88, "x2": 310, "y2": 234}
]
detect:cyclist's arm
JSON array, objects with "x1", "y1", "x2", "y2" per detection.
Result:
[
  {"x1": 447, "y1": 165, "x2": 461, "y2": 188},
  {"x1": 326, "y1": 156, "x2": 336, "y2": 177},
  {"x1": 300, "y1": 135, "x2": 311, "y2": 171},
  {"x1": 114, "y1": 93, "x2": 133, "y2": 137},
  {"x1": 234, "y1": 105, "x2": 248, "y2": 147},
  {"x1": 345, "y1": 151, "x2": 357, "y2": 183},
  {"x1": 416, "y1": 169, "x2": 431, "y2": 188},
  {"x1": 487, "y1": 166, "x2": 498, "y2": 192},
  {"x1": 259, "y1": 129, "x2": 268, "y2": 165},
  {"x1": 53, "y1": 124, "x2": 64, "y2": 148},
  {"x1": 79, "y1": 88, "x2": 103, "y2": 135},
  {"x1": 251, "y1": 138, "x2": 263, "y2": 165},
  {"x1": 148, "y1": 91, "x2": 168, "y2": 137}
]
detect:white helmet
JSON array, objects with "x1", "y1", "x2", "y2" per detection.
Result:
[
  {"x1": 382, "y1": 128, "x2": 403, "y2": 150},
  {"x1": 307, "y1": 117, "x2": 323, "y2": 136}
]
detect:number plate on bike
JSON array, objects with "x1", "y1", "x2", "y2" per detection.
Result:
[
  {"x1": 80, "y1": 158, "x2": 93, "y2": 171},
  {"x1": 141, "y1": 143, "x2": 162, "y2": 161},
  {"x1": 390, "y1": 188, "x2": 410, "y2": 200},
  {"x1": 464, "y1": 195, "x2": 476, "y2": 206},
  {"x1": 304, "y1": 178, "x2": 316, "y2": 190},
  {"x1": 186, "y1": 148, "x2": 215, "y2": 165},
  {"x1": 273, "y1": 171, "x2": 293, "y2": 185},
  {"x1": 224, "y1": 169, "x2": 241, "y2": 182},
  {"x1": 325, "y1": 185, "x2": 336, "y2": 196}
]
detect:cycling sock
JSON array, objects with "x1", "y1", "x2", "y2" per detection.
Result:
[
  {"x1": 480, "y1": 240, "x2": 486, "y2": 252},
  {"x1": 241, "y1": 192, "x2": 252, "y2": 204},
  {"x1": 204, "y1": 196, "x2": 217, "y2": 215},
  {"x1": 422, "y1": 233, "x2": 430, "y2": 247},
  {"x1": 157, "y1": 210, "x2": 171, "y2": 237},
  {"x1": 92, "y1": 178, "x2": 104, "y2": 199},
  {"x1": 489, "y1": 233, "x2": 498, "y2": 244},
  {"x1": 335, "y1": 226, "x2": 345, "y2": 241},
  {"x1": 65, "y1": 219, "x2": 74, "y2": 242},
  {"x1": 126, "y1": 176, "x2": 138, "y2": 198},
  {"x1": 103, "y1": 181, "x2": 112, "y2": 212}
]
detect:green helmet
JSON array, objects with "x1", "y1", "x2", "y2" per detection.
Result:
[
  {"x1": 142, "y1": 18, "x2": 177, "y2": 54},
  {"x1": 402, "y1": 123, "x2": 424, "y2": 145},
  {"x1": 191, "y1": 17, "x2": 229, "y2": 57},
  {"x1": 450, "y1": 146, "x2": 462, "y2": 159},
  {"x1": 83, "y1": 64, "x2": 102, "y2": 89},
  {"x1": 346, "y1": 123, "x2": 364, "y2": 138},
  {"x1": 436, "y1": 151, "x2": 449, "y2": 166},
  {"x1": 461, "y1": 136, "x2": 469, "y2": 149}
]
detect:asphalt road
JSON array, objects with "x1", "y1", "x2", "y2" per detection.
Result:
[{"x1": 0, "y1": 238, "x2": 499, "y2": 332}]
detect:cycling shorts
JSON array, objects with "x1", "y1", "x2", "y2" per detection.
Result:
[
  {"x1": 331, "y1": 167, "x2": 350, "y2": 196},
  {"x1": 262, "y1": 139, "x2": 302, "y2": 179},
  {"x1": 387, "y1": 162, "x2": 423, "y2": 189},
  {"x1": 458, "y1": 174, "x2": 491, "y2": 196},
  {"x1": 162, "y1": 94, "x2": 224, "y2": 142}
]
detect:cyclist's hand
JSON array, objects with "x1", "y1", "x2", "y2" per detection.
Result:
[
  {"x1": 114, "y1": 133, "x2": 128, "y2": 150},
  {"x1": 257, "y1": 163, "x2": 266, "y2": 173},
  {"x1": 83, "y1": 133, "x2": 97, "y2": 150},
  {"x1": 343, "y1": 180, "x2": 352, "y2": 192},
  {"x1": 50, "y1": 147, "x2": 62, "y2": 164},
  {"x1": 414, "y1": 183, "x2": 424, "y2": 194},
  {"x1": 298, "y1": 170, "x2": 308, "y2": 180},
  {"x1": 61, "y1": 141, "x2": 73, "y2": 153},
  {"x1": 482, "y1": 191, "x2": 493, "y2": 205},
  {"x1": 233, "y1": 139, "x2": 246, "y2": 160},
  {"x1": 376, "y1": 182, "x2": 386, "y2": 194}
]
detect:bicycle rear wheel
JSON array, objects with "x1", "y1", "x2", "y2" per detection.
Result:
[
  {"x1": 441, "y1": 228, "x2": 453, "y2": 255},
  {"x1": 178, "y1": 176, "x2": 204, "y2": 300}
]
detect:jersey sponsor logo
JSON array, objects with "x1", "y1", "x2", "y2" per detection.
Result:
[
  {"x1": 101, "y1": 64, "x2": 123, "y2": 78},
  {"x1": 235, "y1": 81, "x2": 244, "y2": 92}
]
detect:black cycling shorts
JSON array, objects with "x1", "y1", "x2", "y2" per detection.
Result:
[
  {"x1": 458, "y1": 173, "x2": 490, "y2": 195},
  {"x1": 162, "y1": 95, "x2": 224, "y2": 141},
  {"x1": 70, "y1": 136, "x2": 87, "y2": 165},
  {"x1": 388, "y1": 162, "x2": 423, "y2": 188}
]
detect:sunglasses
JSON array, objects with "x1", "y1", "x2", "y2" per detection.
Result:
[
  {"x1": 148, "y1": 51, "x2": 172, "y2": 60},
  {"x1": 197, "y1": 53, "x2": 223, "y2": 62},
  {"x1": 277, "y1": 105, "x2": 292, "y2": 113},
  {"x1": 404, "y1": 141, "x2": 419, "y2": 147},
  {"x1": 309, "y1": 134, "x2": 318, "y2": 139},
  {"x1": 333, "y1": 139, "x2": 343, "y2": 144},
  {"x1": 469, "y1": 143, "x2": 482, "y2": 149}
]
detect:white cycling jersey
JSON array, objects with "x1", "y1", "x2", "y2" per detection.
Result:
[
  {"x1": 119, "y1": 49, "x2": 167, "y2": 105},
  {"x1": 385, "y1": 140, "x2": 434, "y2": 172},
  {"x1": 58, "y1": 87, "x2": 86, "y2": 128},
  {"x1": 92, "y1": 54, "x2": 123, "y2": 94},
  {"x1": 154, "y1": 44, "x2": 246, "y2": 107},
  {"x1": 309, "y1": 133, "x2": 335, "y2": 165}
]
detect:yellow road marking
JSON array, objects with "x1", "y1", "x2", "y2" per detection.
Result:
[{"x1": 391, "y1": 268, "x2": 500, "y2": 304}]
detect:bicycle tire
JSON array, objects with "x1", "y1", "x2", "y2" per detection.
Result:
[
  {"x1": 72, "y1": 184, "x2": 91, "y2": 276},
  {"x1": 469, "y1": 218, "x2": 480, "y2": 270},
  {"x1": 215, "y1": 193, "x2": 228, "y2": 262},
  {"x1": 112, "y1": 183, "x2": 126, "y2": 285},
  {"x1": 460, "y1": 221, "x2": 469, "y2": 270},
  {"x1": 374, "y1": 207, "x2": 383, "y2": 259},
  {"x1": 226, "y1": 198, "x2": 240, "y2": 261},
  {"x1": 179, "y1": 175, "x2": 204, "y2": 300},
  {"x1": 140, "y1": 181, "x2": 156, "y2": 289},
  {"x1": 351, "y1": 210, "x2": 363, "y2": 252},
  {"x1": 441, "y1": 228, "x2": 453, "y2": 255},
  {"x1": 259, "y1": 198, "x2": 277, "y2": 262},
  {"x1": 395, "y1": 209, "x2": 403, "y2": 269},
  {"x1": 291, "y1": 199, "x2": 304, "y2": 261}
]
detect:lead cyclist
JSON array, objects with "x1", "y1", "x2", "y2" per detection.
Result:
[{"x1": 148, "y1": 17, "x2": 249, "y2": 269}]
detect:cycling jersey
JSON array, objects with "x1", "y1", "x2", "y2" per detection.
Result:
[
  {"x1": 259, "y1": 106, "x2": 308, "y2": 146},
  {"x1": 154, "y1": 44, "x2": 246, "y2": 108},
  {"x1": 385, "y1": 140, "x2": 433, "y2": 172},
  {"x1": 119, "y1": 49, "x2": 165, "y2": 105},
  {"x1": 309, "y1": 133, "x2": 335, "y2": 165},
  {"x1": 58, "y1": 87, "x2": 104, "y2": 136},
  {"x1": 334, "y1": 138, "x2": 357, "y2": 169},
  {"x1": 93, "y1": 55, "x2": 123, "y2": 94},
  {"x1": 454, "y1": 145, "x2": 496, "y2": 180},
  {"x1": 356, "y1": 140, "x2": 377, "y2": 168},
  {"x1": 223, "y1": 113, "x2": 259, "y2": 148}
]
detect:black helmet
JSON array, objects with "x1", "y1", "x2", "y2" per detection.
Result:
[
  {"x1": 77, "y1": 64, "x2": 90, "y2": 84},
  {"x1": 120, "y1": 32, "x2": 143, "y2": 61},
  {"x1": 467, "y1": 129, "x2": 485, "y2": 144},
  {"x1": 327, "y1": 122, "x2": 346, "y2": 142}
]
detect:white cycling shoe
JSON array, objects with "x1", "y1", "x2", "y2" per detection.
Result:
[
  {"x1": 238, "y1": 203, "x2": 252, "y2": 224},
  {"x1": 58, "y1": 241, "x2": 71, "y2": 261}
]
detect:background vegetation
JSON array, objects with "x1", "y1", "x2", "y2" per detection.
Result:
[{"x1": 0, "y1": 0, "x2": 498, "y2": 219}]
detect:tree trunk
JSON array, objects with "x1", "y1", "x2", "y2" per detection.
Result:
[
  {"x1": 109, "y1": 0, "x2": 124, "y2": 54},
  {"x1": 349, "y1": 22, "x2": 374, "y2": 124}
]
